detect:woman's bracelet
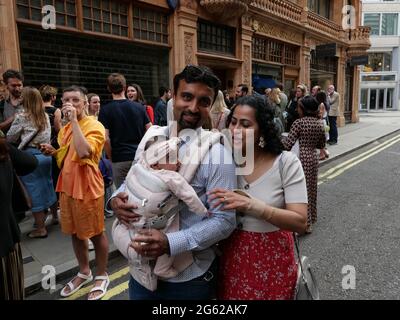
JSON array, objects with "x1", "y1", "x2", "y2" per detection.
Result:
[{"x1": 266, "y1": 207, "x2": 277, "y2": 222}]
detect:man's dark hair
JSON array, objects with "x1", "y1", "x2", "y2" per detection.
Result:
[
  {"x1": 238, "y1": 84, "x2": 249, "y2": 94},
  {"x1": 2, "y1": 69, "x2": 24, "y2": 84},
  {"x1": 173, "y1": 65, "x2": 221, "y2": 103},
  {"x1": 299, "y1": 95, "x2": 319, "y2": 117},
  {"x1": 63, "y1": 85, "x2": 86, "y2": 98},
  {"x1": 107, "y1": 73, "x2": 126, "y2": 94},
  {"x1": 316, "y1": 91, "x2": 327, "y2": 105},
  {"x1": 159, "y1": 86, "x2": 168, "y2": 97},
  {"x1": 274, "y1": 82, "x2": 283, "y2": 91}
]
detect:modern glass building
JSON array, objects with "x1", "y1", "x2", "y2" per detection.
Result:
[{"x1": 361, "y1": 0, "x2": 400, "y2": 111}]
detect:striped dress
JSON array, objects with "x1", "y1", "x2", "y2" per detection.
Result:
[{"x1": 1, "y1": 243, "x2": 24, "y2": 300}]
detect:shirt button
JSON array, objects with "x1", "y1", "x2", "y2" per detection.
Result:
[{"x1": 244, "y1": 184, "x2": 250, "y2": 190}]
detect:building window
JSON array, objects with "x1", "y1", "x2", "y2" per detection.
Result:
[
  {"x1": 360, "y1": 89, "x2": 368, "y2": 110},
  {"x1": 364, "y1": 13, "x2": 399, "y2": 36},
  {"x1": 363, "y1": 13, "x2": 381, "y2": 35},
  {"x1": 310, "y1": 50, "x2": 337, "y2": 73},
  {"x1": 381, "y1": 13, "x2": 398, "y2": 35},
  {"x1": 133, "y1": 7, "x2": 168, "y2": 44},
  {"x1": 307, "y1": 0, "x2": 330, "y2": 19},
  {"x1": 367, "y1": 52, "x2": 392, "y2": 71},
  {"x1": 17, "y1": 0, "x2": 77, "y2": 28},
  {"x1": 252, "y1": 37, "x2": 299, "y2": 66},
  {"x1": 82, "y1": 0, "x2": 128, "y2": 37},
  {"x1": 284, "y1": 45, "x2": 297, "y2": 66},
  {"x1": 197, "y1": 20, "x2": 235, "y2": 55}
]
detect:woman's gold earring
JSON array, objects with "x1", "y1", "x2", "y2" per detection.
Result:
[{"x1": 258, "y1": 136, "x2": 266, "y2": 148}]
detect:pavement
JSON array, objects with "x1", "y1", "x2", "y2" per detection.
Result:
[{"x1": 21, "y1": 110, "x2": 400, "y2": 296}]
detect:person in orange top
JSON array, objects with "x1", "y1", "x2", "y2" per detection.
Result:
[{"x1": 40, "y1": 86, "x2": 109, "y2": 300}]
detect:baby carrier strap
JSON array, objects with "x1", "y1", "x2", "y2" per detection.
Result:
[{"x1": 178, "y1": 130, "x2": 223, "y2": 183}]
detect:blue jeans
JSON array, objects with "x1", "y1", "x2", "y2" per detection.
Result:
[{"x1": 128, "y1": 259, "x2": 218, "y2": 300}]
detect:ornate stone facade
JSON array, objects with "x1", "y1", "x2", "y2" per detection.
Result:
[
  {"x1": 184, "y1": 32, "x2": 194, "y2": 65},
  {"x1": 0, "y1": 0, "x2": 370, "y2": 125}
]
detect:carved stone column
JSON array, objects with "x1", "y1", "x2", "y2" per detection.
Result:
[
  {"x1": 169, "y1": 2, "x2": 198, "y2": 82},
  {"x1": 236, "y1": 17, "x2": 253, "y2": 92},
  {"x1": 351, "y1": 65, "x2": 360, "y2": 123},
  {"x1": 299, "y1": 35, "x2": 312, "y2": 89},
  {"x1": 0, "y1": 0, "x2": 20, "y2": 75},
  {"x1": 336, "y1": 48, "x2": 347, "y2": 127}
]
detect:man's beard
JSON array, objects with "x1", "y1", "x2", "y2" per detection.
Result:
[
  {"x1": 11, "y1": 91, "x2": 22, "y2": 99},
  {"x1": 178, "y1": 111, "x2": 201, "y2": 129}
]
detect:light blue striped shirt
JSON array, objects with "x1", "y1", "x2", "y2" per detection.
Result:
[{"x1": 111, "y1": 129, "x2": 237, "y2": 282}]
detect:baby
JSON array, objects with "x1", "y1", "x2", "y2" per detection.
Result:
[{"x1": 112, "y1": 137, "x2": 208, "y2": 291}]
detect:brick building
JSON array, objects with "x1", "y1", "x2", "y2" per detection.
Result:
[{"x1": 0, "y1": 0, "x2": 370, "y2": 124}]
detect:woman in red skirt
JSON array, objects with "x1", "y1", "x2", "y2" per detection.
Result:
[{"x1": 209, "y1": 96, "x2": 308, "y2": 300}]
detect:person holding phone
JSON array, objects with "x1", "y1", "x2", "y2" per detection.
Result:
[{"x1": 40, "y1": 86, "x2": 109, "y2": 300}]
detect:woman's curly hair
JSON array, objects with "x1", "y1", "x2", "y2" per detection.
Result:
[{"x1": 226, "y1": 96, "x2": 284, "y2": 155}]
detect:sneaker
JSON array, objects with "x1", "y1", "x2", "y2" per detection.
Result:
[{"x1": 88, "y1": 239, "x2": 95, "y2": 251}]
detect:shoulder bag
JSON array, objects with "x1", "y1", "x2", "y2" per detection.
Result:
[{"x1": 278, "y1": 153, "x2": 320, "y2": 300}]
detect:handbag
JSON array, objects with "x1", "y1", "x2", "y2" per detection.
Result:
[
  {"x1": 278, "y1": 154, "x2": 320, "y2": 300},
  {"x1": 293, "y1": 233, "x2": 320, "y2": 300}
]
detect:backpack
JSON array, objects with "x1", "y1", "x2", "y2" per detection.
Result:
[{"x1": 99, "y1": 154, "x2": 113, "y2": 187}]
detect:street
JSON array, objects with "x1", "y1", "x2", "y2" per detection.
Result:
[
  {"x1": 27, "y1": 132, "x2": 400, "y2": 300},
  {"x1": 304, "y1": 132, "x2": 400, "y2": 300}
]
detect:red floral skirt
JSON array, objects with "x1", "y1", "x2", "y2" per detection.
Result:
[{"x1": 218, "y1": 229, "x2": 297, "y2": 300}]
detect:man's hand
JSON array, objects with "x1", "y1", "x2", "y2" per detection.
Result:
[
  {"x1": 130, "y1": 229, "x2": 170, "y2": 259},
  {"x1": 110, "y1": 192, "x2": 141, "y2": 226}
]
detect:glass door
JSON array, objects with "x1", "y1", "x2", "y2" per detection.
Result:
[
  {"x1": 378, "y1": 89, "x2": 385, "y2": 109},
  {"x1": 360, "y1": 87, "x2": 396, "y2": 111},
  {"x1": 369, "y1": 89, "x2": 377, "y2": 110}
]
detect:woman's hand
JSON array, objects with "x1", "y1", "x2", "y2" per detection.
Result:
[
  {"x1": 39, "y1": 143, "x2": 56, "y2": 156},
  {"x1": 208, "y1": 188, "x2": 271, "y2": 220},
  {"x1": 208, "y1": 188, "x2": 251, "y2": 212}
]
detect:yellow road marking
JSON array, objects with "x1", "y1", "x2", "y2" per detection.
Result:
[
  {"x1": 102, "y1": 281, "x2": 129, "y2": 300},
  {"x1": 319, "y1": 134, "x2": 400, "y2": 180},
  {"x1": 62, "y1": 267, "x2": 129, "y2": 300},
  {"x1": 318, "y1": 136, "x2": 400, "y2": 185}
]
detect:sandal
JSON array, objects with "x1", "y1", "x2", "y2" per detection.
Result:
[
  {"x1": 60, "y1": 271, "x2": 93, "y2": 297},
  {"x1": 88, "y1": 274, "x2": 110, "y2": 301},
  {"x1": 28, "y1": 230, "x2": 48, "y2": 239}
]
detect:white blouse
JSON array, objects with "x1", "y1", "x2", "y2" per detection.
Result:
[{"x1": 237, "y1": 151, "x2": 308, "y2": 233}]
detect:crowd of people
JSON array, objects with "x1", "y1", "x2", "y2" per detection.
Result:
[{"x1": 0, "y1": 65, "x2": 341, "y2": 300}]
